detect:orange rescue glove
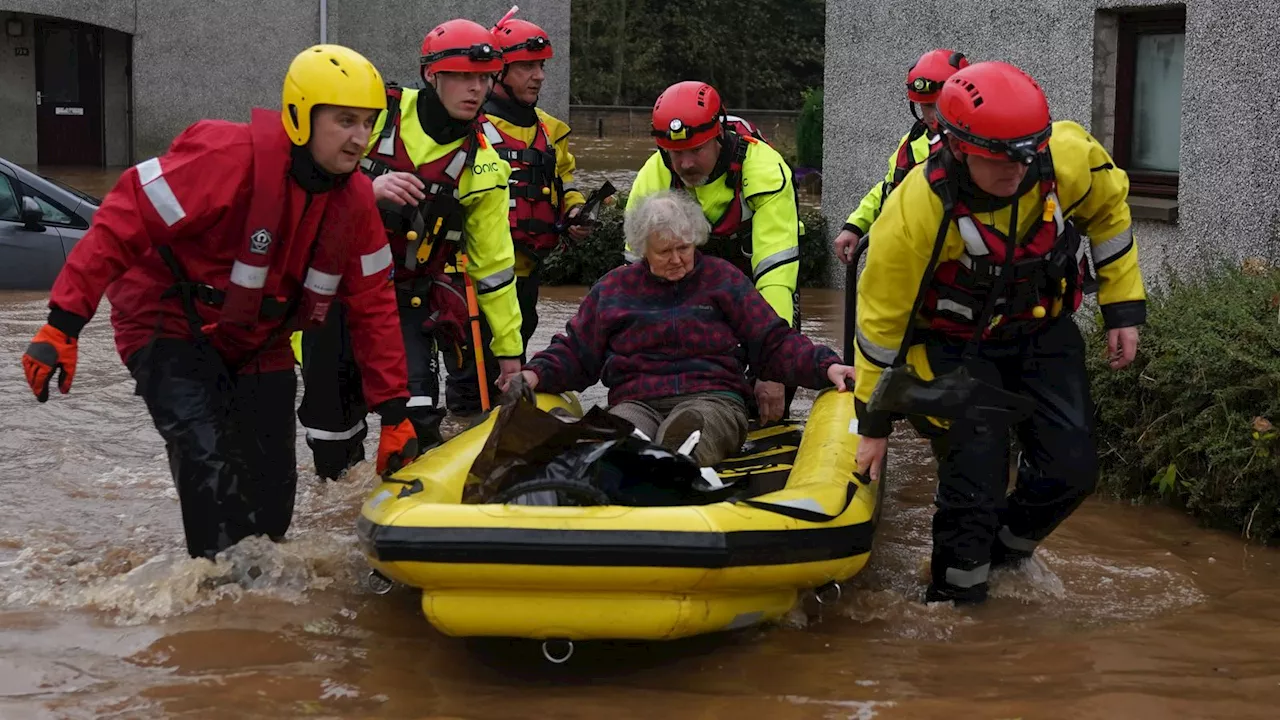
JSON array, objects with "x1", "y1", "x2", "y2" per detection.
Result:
[
  {"x1": 374, "y1": 399, "x2": 419, "y2": 476},
  {"x1": 23, "y1": 324, "x2": 79, "y2": 402}
]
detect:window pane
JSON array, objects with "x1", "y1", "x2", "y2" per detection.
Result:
[
  {"x1": 0, "y1": 177, "x2": 19, "y2": 221},
  {"x1": 1131, "y1": 32, "x2": 1184, "y2": 172}
]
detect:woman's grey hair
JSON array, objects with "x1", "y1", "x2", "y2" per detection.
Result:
[{"x1": 624, "y1": 190, "x2": 710, "y2": 256}]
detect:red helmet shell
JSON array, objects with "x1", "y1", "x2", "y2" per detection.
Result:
[
  {"x1": 907, "y1": 49, "x2": 969, "y2": 103},
  {"x1": 493, "y1": 18, "x2": 553, "y2": 63},
  {"x1": 936, "y1": 61, "x2": 1052, "y2": 163},
  {"x1": 421, "y1": 19, "x2": 504, "y2": 74},
  {"x1": 651, "y1": 81, "x2": 723, "y2": 151}
]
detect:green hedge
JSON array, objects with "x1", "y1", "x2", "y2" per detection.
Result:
[
  {"x1": 540, "y1": 192, "x2": 831, "y2": 289},
  {"x1": 796, "y1": 87, "x2": 824, "y2": 170},
  {"x1": 1086, "y1": 262, "x2": 1280, "y2": 540}
]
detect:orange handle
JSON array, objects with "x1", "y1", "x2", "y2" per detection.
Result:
[{"x1": 457, "y1": 254, "x2": 490, "y2": 412}]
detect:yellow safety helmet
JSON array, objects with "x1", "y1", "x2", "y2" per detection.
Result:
[{"x1": 281, "y1": 44, "x2": 386, "y2": 146}]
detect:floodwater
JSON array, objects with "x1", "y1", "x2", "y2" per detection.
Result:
[{"x1": 3, "y1": 166, "x2": 1280, "y2": 719}]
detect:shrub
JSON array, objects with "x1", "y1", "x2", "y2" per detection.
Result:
[
  {"x1": 539, "y1": 192, "x2": 831, "y2": 289},
  {"x1": 795, "y1": 87, "x2": 823, "y2": 170},
  {"x1": 1086, "y1": 262, "x2": 1280, "y2": 540}
]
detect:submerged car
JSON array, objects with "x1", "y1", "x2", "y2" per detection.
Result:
[{"x1": 0, "y1": 158, "x2": 100, "y2": 290}]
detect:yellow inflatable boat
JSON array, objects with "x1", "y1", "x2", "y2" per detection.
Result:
[{"x1": 356, "y1": 387, "x2": 880, "y2": 648}]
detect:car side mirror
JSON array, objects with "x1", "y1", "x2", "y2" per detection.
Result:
[{"x1": 20, "y1": 196, "x2": 45, "y2": 231}]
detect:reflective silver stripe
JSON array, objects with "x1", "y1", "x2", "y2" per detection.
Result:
[
  {"x1": 376, "y1": 126, "x2": 396, "y2": 157},
  {"x1": 407, "y1": 396, "x2": 434, "y2": 408},
  {"x1": 956, "y1": 217, "x2": 988, "y2": 256},
  {"x1": 304, "y1": 419, "x2": 366, "y2": 442},
  {"x1": 360, "y1": 158, "x2": 376, "y2": 172},
  {"x1": 753, "y1": 246, "x2": 800, "y2": 280},
  {"x1": 444, "y1": 149, "x2": 468, "y2": 180},
  {"x1": 936, "y1": 298, "x2": 974, "y2": 319},
  {"x1": 945, "y1": 563, "x2": 990, "y2": 588},
  {"x1": 1092, "y1": 231, "x2": 1133, "y2": 265},
  {"x1": 509, "y1": 199, "x2": 517, "y2": 208},
  {"x1": 474, "y1": 266, "x2": 515, "y2": 293},
  {"x1": 304, "y1": 268, "x2": 341, "y2": 296},
  {"x1": 482, "y1": 122, "x2": 504, "y2": 146},
  {"x1": 427, "y1": 183, "x2": 443, "y2": 194},
  {"x1": 1048, "y1": 191, "x2": 1065, "y2": 235},
  {"x1": 624, "y1": 249, "x2": 640, "y2": 264},
  {"x1": 741, "y1": 198, "x2": 755, "y2": 223},
  {"x1": 444, "y1": 229, "x2": 462, "y2": 241},
  {"x1": 360, "y1": 245, "x2": 392, "y2": 276},
  {"x1": 855, "y1": 326, "x2": 898, "y2": 367},
  {"x1": 135, "y1": 158, "x2": 187, "y2": 227},
  {"x1": 959, "y1": 253, "x2": 1001, "y2": 275},
  {"x1": 998, "y1": 526, "x2": 1040, "y2": 553},
  {"x1": 229, "y1": 261, "x2": 268, "y2": 289}
]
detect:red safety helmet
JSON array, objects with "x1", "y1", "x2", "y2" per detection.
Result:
[
  {"x1": 651, "y1": 81, "x2": 723, "y2": 151},
  {"x1": 492, "y1": 17, "x2": 553, "y2": 63},
  {"x1": 420, "y1": 19, "x2": 504, "y2": 75},
  {"x1": 935, "y1": 61, "x2": 1052, "y2": 164},
  {"x1": 907, "y1": 49, "x2": 969, "y2": 103}
]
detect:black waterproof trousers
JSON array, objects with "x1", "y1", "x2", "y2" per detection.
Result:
[
  {"x1": 128, "y1": 339, "x2": 299, "y2": 560},
  {"x1": 298, "y1": 286, "x2": 445, "y2": 480},
  {"x1": 296, "y1": 302, "x2": 368, "y2": 480},
  {"x1": 914, "y1": 318, "x2": 1099, "y2": 604},
  {"x1": 443, "y1": 271, "x2": 540, "y2": 414}
]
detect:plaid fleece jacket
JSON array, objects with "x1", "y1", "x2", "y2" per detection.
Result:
[{"x1": 525, "y1": 253, "x2": 840, "y2": 405}]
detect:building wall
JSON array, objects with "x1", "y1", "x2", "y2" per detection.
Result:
[
  {"x1": 0, "y1": 0, "x2": 572, "y2": 164},
  {"x1": 328, "y1": 0, "x2": 571, "y2": 122},
  {"x1": 102, "y1": 27, "x2": 130, "y2": 167},
  {"x1": 824, "y1": 0, "x2": 1280, "y2": 287},
  {"x1": 0, "y1": 12, "x2": 38, "y2": 164},
  {"x1": 132, "y1": 0, "x2": 317, "y2": 158}
]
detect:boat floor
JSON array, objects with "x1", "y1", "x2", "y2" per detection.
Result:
[{"x1": 707, "y1": 421, "x2": 805, "y2": 501}]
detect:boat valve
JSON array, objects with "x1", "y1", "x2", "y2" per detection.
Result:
[
  {"x1": 815, "y1": 581, "x2": 843, "y2": 606},
  {"x1": 541, "y1": 638, "x2": 575, "y2": 664},
  {"x1": 365, "y1": 570, "x2": 395, "y2": 595}
]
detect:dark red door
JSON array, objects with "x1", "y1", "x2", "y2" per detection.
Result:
[{"x1": 35, "y1": 20, "x2": 104, "y2": 166}]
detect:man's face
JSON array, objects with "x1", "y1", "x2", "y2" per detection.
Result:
[
  {"x1": 953, "y1": 138, "x2": 1029, "y2": 198},
  {"x1": 429, "y1": 70, "x2": 492, "y2": 120},
  {"x1": 666, "y1": 137, "x2": 721, "y2": 187},
  {"x1": 501, "y1": 60, "x2": 545, "y2": 105},
  {"x1": 308, "y1": 105, "x2": 378, "y2": 175},
  {"x1": 920, "y1": 103, "x2": 940, "y2": 131}
]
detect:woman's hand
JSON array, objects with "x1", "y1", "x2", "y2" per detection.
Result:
[{"x1": 828, "y1": 363, "x2": 857, "y2": 391}]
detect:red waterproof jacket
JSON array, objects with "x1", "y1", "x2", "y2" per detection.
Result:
[{"x1": 48, "y1": 111, "x2": 409, "y2": 407}]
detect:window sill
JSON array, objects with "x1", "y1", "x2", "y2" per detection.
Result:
[{"x1": 1129, "y1": 195, "x2": 1179, "y2": 224}]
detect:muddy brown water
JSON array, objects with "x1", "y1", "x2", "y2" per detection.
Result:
[{"x1": 3, "y1": 168, "x2": 1280, "y2": 718}]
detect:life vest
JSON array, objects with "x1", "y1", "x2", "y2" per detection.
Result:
[
  {"x1": 479, "y1": 117, "x2": 562, "y2": 253},
  {"x1": 891, "y1": 122, "x2": 943, "y2": 186},
  {"x1": 920, "y1": 150, "x2": 1087, "y2": 341},
  {"x1": 159, "y1": 108, "x2": 355, "y2": 335},
  {"x1": 665, "y1": 128, "x2": 755, "y2": 239},
  {"x1": 361, "y1": 84, "x2": 475, "y2": 281}
]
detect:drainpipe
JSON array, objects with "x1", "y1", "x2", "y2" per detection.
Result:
[{"x1": 319, "y1": 0, "x2": 327, "y2": 43}]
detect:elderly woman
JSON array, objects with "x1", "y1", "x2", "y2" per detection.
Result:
[{"x1": 499, "y1": 191, "x2": 857, "y2": 467}]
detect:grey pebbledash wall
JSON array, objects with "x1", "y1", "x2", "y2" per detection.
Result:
[
  {"x1": 0, "y1": 0, "x2": 571, "y2": 164},
  {"x1": 823, "y1": 0, "x2": 1280, "y2": 288}
]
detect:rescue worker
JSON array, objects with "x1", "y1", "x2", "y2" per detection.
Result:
[
  {"x1": 834, "y1": 49, "x2": 969, "y2": 264},
  {"x1": 21, "y1": 45, "x2": 418, "y2": 560},
  {"x1": 442, "y1": 11, "x2": 588, "y2": 414},
  {"x1": 628, "y1": 81, "x2": 802, "y2": 426},
  {"x1": 851, "y1": 61, "x2": 1145, "y2": 605},
  {"x1": 296, "y1": 19, "x2": 524, "y2": 475}
]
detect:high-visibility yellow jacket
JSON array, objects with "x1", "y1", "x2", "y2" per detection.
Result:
[
  {"x1": 627, "y1": 139, "x2": 801, "y2": 325},
  {"x1": 370, "y1": 89, "x2": 523, "y2": 359},
  {"x1": 844, "y1": 128, "x2": 937, "y2": 235},
  {"x1": 853, "y1": 120, "x2": 1146, "y2": 436}
]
